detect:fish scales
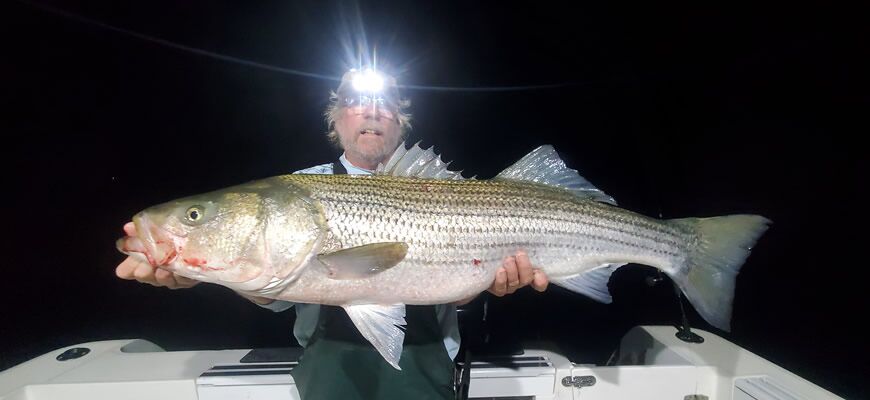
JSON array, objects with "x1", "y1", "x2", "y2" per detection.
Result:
[
  {"x1": 274, "y1": 174, "x2": 691, "y2": 305},
  {"x1": 300, "y1": 176, "x2": 686, "y2": 251},
  {"x1": 295, "y1": 175, "x2": 688, "y2": 256}
]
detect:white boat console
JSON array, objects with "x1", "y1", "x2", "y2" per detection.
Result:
[{"x1": 0, "y1": 326, "x2": 842, "y2": 400}]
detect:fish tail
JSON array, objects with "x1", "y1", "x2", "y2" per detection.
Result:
[{"x1": 666, "y1": 214, "x2": 771, "y2": 331}]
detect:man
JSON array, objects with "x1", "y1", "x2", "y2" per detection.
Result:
[{"x1": 115, "y1": 68, "x2": 549, "y2": 399}]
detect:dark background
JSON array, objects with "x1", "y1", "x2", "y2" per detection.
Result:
[{"x1": 2, "y1": 1, "x2": 867, "y2": 398}]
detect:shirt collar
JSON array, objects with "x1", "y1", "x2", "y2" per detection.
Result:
[{"x1": 339, "y1": 153, "x2": 374, "y2": 175}]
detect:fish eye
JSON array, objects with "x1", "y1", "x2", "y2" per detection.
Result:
[{"x1": 186, "y1": 206, "x2": 204, "y2": 222}]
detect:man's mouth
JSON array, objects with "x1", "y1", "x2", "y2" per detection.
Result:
[{"x1": 359, "y1": 129, "x2": 382, "y2": 136}]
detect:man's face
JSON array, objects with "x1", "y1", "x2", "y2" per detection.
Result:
[{"x1": 334, "y1": 97, "x2": 402, "y2": 168}]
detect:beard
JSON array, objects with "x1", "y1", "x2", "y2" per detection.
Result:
[{"x1": 338, "y1": 122, "x2": 401, "y2": 168}]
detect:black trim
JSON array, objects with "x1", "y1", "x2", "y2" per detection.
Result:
[
  {"x1": 470, "y1": 362, "x2": 552, "y2": 369},
  {"x1": 201, "y1": 369, "x2": 293, "y2": 377},
  {"x1": 239, "y1": 347, "x2": 303, "y2": 363},
  {"x1": 472, "y1": 356, "x2": 546, "y2": 362},
  {"x1": 211, "y1": 363, "x2": 297, "y2": 370}
]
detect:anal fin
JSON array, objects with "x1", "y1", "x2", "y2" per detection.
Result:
[
  {"x1": 552, "y1": 263, "x2": 623, "y2": 303},
  {"x1": 342, "y1": 304, "x2": 407, "y2": 370}
]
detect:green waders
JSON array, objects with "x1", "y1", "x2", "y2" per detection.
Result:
[{"x1": 290, "y1": 304, "x2": 456, "y2": 400}]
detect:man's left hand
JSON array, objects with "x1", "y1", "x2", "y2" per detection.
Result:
[
  {"x1": 488, "y1": 251, "x2": 549, "y2": 297},
  {"x1": 454, "y1": 251, "x2": 549, "y2": 305}
]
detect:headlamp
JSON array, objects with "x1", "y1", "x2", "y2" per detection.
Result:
[
  {"x1": 351, "y1": 69, "x2": 384, "y2": 93},
  {"x1": 336, "y1": 68, "x2": 401, "y2": 114}
]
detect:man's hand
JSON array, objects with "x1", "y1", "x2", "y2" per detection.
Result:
[
  {"x1": 237, "y1": 292, "x2": 276, "y2": 305},
  {"x1": 454, "y1": 251, "x2": 549, "y2": 305},
  {"x1": 488, "y1": 251, "x2": 548, "y2": 297},
  {"x1": 115, "y1": 222, "x2": 199, "y2": 289}
]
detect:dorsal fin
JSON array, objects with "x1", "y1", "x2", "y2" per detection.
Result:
[
  {"x1": 495, "y1": 145, "x2": 617, "y2": 205},
  {"x1": 376, "y1": 141, "x2": 466, "y2": 180}
]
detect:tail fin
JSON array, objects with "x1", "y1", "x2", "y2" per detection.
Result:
[{"x1": 667, "y1": 215, "x2": 771, "y2": 331}]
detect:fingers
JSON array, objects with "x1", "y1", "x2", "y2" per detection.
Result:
[
  {"x1": 488, "y1": 267, "x2": 508, "y2": 297},
  {"x1": 245, "y1": 294, "x2": 275, "y2": 305},
  {"x1": 174, "y1": 275, "x2": 199, "y2": 289},
  {"x1": 532, "y1": 269, "x2": 549, "y2": 292},
  {"x1": 116, "y1": 255, "x2": 198, "y2": 289},
  {"x1": 515, "y1": 251, "x2": 534, "y2": 287},
  {"x1": 117, "y1": 221, "x2": 199, "y2": 290},
  {"x1": 155, "y1": 268, "x2": 177, "y2": 288},
  {"x1": 488, "y1": 254, "x2": 524, "y2": 297},
  {"x1": 116, "y1": 256, "x2": 146, "y2": 280},
  {"x1": 123, "y1": 221, "x2": 137, "y2": 237},
  {"x1": 153, "y1": 269, "x2": 198, "y2": 289},
  {"x1": 487, "y1": 251, "x2": 550, "y2": 297},
  {"x1": 132, "y1": 261, "x2": 158, "y2": 285},
  {"x1": 504, "y1": 255, "x2": 521, "y2": 291}
]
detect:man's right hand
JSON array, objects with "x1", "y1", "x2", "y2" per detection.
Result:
[{"x1": 115, "y1": 222, "x2": 199, "y2": 289}]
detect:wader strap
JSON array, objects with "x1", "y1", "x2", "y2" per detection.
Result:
[{"x1": 332, "y1": 160, "x2": 348, "y2": 175}]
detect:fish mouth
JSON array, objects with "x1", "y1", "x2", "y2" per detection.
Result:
[
  {"x1": 116, "y1": 236, "x2": 153, "y2": 265},
  {"x1": 116, "y1": 213, "x2": 178, "y2": 267}
]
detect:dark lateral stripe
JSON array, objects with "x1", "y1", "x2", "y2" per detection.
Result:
[
  {"x1": 210, "y1": 363, "x2": 297, "y2": 370},
  {"x1": 201, "y1": 369, "x2": 293, "y2": 377},
  {"x1": 470, "y1": 362, "x2": 552, "y2": 369},
  {"x1": 471, "y1": 356, "x2": 546, "y2": 362},
  {"x1": 320, "y1": 195, "x2": 684, "y2": 249}
]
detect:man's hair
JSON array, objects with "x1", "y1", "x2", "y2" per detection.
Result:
[{"x1": 323, "y1": 91, "x2": 413, "y2": 146}]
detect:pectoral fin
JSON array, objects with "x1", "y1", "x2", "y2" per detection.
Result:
[
  {"x1": 317, "y1": 242, "x2": 408, "y2": 280},
  {"x1": 343, "y1": 304, "x2": 407, "y2": 370}
]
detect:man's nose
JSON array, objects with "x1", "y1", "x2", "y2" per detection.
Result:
[{"x1": 362, "y1": 102, "x2": 381, "y2": 118}]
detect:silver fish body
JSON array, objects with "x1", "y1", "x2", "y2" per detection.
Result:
[{"x1": 277, "y1": 174, "x2": 694, "y2": 306}]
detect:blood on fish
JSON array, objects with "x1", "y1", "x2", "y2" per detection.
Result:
[
  {"x1": 183, "y1": 257, "x2": 208, "y2": 267},
  {"x1": 183, "y1": 257, "x2": 224, "y2": 271},
  {"x1": 144, "y1": 252, "x2": 157, "y2": 266},
  {"x1": 158, "y1": 248, "x2": 177, "y2": 265}
]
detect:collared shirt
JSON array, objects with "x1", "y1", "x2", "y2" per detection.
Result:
[{"x1": 260, "y1": 153, "x2": 461, "y2": 360}]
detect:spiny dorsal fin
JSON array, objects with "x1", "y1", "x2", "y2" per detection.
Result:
[
  {"x1": 376, "y1": 141, "x2": 466, "y2": 180},
  {"x1": 495, "y1": 145, "x2": 617, "y2": 205}
]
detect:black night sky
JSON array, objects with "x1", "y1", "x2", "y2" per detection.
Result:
[{"x1": 2, "y1": 1, "x2": 867, "y2": 398}]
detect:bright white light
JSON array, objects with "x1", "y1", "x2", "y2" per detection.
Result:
[{"x1": 351, "y1": 69, "x2": 384, "y2": 93}]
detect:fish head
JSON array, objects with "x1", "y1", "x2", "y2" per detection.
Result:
[{"x1": 117, "y1": 178, "x2": 326, "y2": 292}]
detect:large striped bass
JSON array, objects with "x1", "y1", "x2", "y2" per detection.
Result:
[{"x1": 117, "y1": 143, "x2": 770, "y2": 369}]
